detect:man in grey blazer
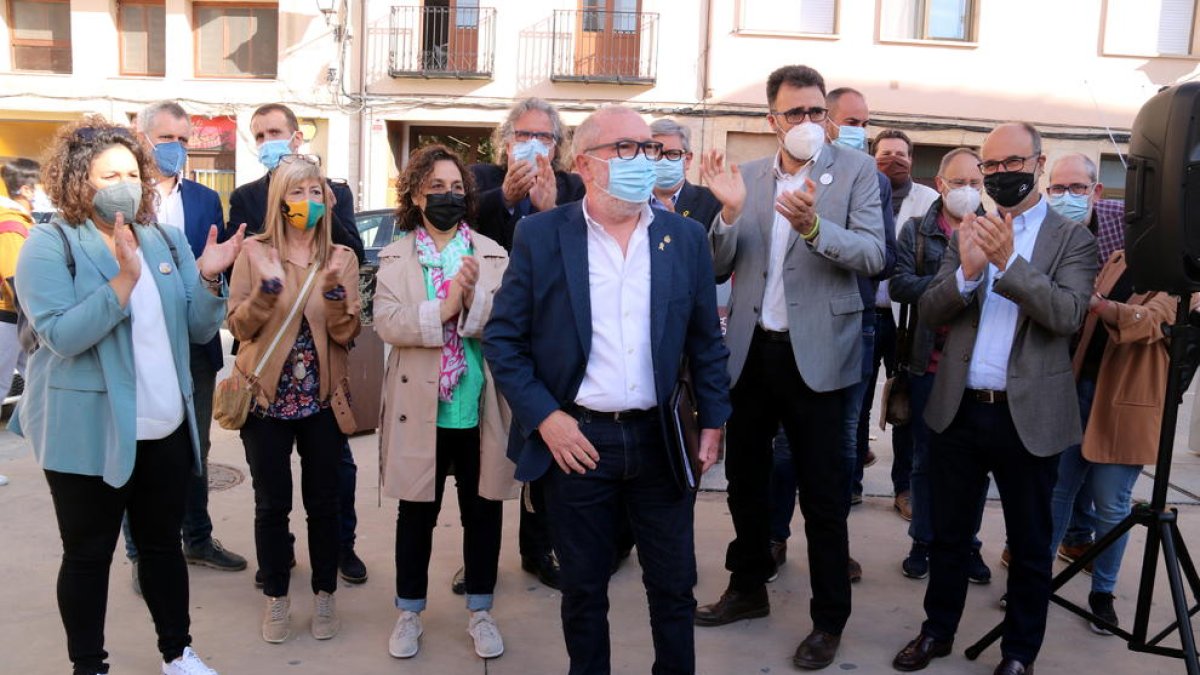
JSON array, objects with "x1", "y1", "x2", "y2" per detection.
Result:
[
  {"x1": 891, "y1": 123, "x2": 1097, "y2": 675},
  {"x1": 694, "y1": 64, "x2": 885, "y2": 670}
]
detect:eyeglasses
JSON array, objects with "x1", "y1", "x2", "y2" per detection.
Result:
[
  {"x1": 1047, "y1": 182, "x2": 1094, "y2": 197},
  {"x1": 942, "y1": 178, "x2": 984, "y2": 189},
  {"x1": 770, "y1": 106, "x2": 828, "y2": 125},
  {"x1": 978, "y1": 153, "x2": 1039, "y2": 175},
  {"x1": 661, "y1": 149, "x2": 688, "y2": 161},
  {"x1": 279, "y1": 154, "x2": 322, "y2": 167},
  {"x1": 514, "y1": 130, "x2": 556, "y2": 145},
  {"x1": 585, "y1": 140, "x2": 664, "y2": 161}
]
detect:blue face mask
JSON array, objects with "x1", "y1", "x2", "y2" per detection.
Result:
[
  {"x1": 833, "y1": 125, "x2": 867, "y2": 152},
  {"x1": 511, "y1": 139, "x2": 550, "y2": 165},
  {"x1": 258, "y1": 138, "x2": 292, "y2": 170},
  {"x1": 654, "y1": 157, "x2": 685, "y2": 189},
  {"x1": 595, "y1": 154, "x2": 656, "y2": 204},
  {"x1": 153, "y1": 141, "x2": 187, "y2": 177},
  {"x1": 1048, "y1": 192, "x2": 1091, "y2": 223}
]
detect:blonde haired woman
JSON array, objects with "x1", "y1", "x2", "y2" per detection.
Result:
[{"x1": 227, "y1": 157, "x2": 361, "y2": 644}]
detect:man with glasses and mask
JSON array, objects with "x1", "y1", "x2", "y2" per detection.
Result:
[
  {"x1": 696, "y1": 64, "x2": 885, "y2": 670},
  {"x1": 484, "y1": 104, "x2": 731, "y2": 674},
  {"x1": 224, "y1": 102, "x2": 368, "y2": 588},
  {"x1": 649, "y1": 118, "x2": 722, "y2": 228},
  {"x1": 891, "y1": 123, "x2": 1097, "y2": 675}
]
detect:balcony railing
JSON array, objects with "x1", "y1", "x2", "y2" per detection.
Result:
[
  {"x1": 550, "y1": 9, "x2": 658, "y2": 84},
  {"x1": 388, "y1": 5, "x2": 496, "y2": 79}
]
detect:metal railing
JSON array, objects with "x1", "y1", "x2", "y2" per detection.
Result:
[
  {"x1": 388, "y1": 5, "x2": 496, "y2": 79},
  {"x1": 550, "y1": 9, "x2": 658, "y2": 84}
]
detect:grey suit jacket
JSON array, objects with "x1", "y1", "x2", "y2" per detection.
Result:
[
  {"x1": 710, "y1": 144, "x2": 885, "y2": 392},
  {"x1": 920, "y1": 205, "x2": 1098, "y2": 457}
]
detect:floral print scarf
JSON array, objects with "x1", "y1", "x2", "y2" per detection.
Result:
[{"x1": 415, "y1": 224, "x2": 472, "y2": 402}]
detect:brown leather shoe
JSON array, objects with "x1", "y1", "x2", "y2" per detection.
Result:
[
  {"x1": 892, "y1": 632, "x2": 953, "y2": 671},
  {"x1": 792, "y1": 629, "x2": 840, "y2": 670},
  {"x1": 848, "y1": 557, "x2": 863, "y2": 583},
  {"x1": 1059, "y1": 542, "x2": 1095, "y2": 575},
  {"x1": 993, "y1": 658, "x2": 1033, "y2": 675},
  {"x1": 894, "y1": 490, "x2": 913, "y2": 521},
  {"x1": 694, "y1": 586, "x2": 769, "y2": 626}
]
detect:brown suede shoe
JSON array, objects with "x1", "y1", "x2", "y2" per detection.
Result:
[
  {"x1": 792, "y1": 629, "x2": 840, "y2": 670},
  {"x1": 894, "y1": 490, "x2": 913, "y2": 521},
  {"x1": 694, "y1": 586, "x2": 769, "y2": 626},
  {"x1": 892, "y1": 632, "x2": 953, "y2": 671},
  {"x1": 1059, "y1": 542, "x2": 1094, "y2": 574}
]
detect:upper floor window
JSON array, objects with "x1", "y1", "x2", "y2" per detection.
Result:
[
  {"x1": 1103, "y1": 0, "x2": 1199, "y2": 57},
  {"x1": 194, "y1": 2, "x2": 278, "y2": 78},
  {"x1": 9, "y1": 0, "x2": 71, "y2": 73},
  {"x1": 879, "y1": 0, "x2": 976, "y2": 43},
  {"x1": 119, "y1": 0, "x2": 165, "y2": 76},
  {"x1": 737, "y1": 0, "x2": 837, "y2": 36}
]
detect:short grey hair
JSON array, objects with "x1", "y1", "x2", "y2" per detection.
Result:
[
  {"x1": 494, "y1": 98, "x2": 568, "y2": 170},
  {"x1": 938, "y1": 147, "x2": 982, "y2": 175},
  {"x1": 138, "y1": 100, "x2": 189, "y2": 135},
  {"x1": 650, "y1": 118, "x2": 691, "y2": 153},
  {"x1": 1050, "y1": 152, "x2": 1098, "y2": 183}
]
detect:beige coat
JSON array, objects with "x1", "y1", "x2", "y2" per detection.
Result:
[{"x1": 373, "y1": 229, "x2": 517, "y2": 502}]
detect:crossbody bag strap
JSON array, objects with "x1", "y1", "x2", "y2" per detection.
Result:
[{"x1": 249, "y1": 264, "x2": 320, "y2": 381}]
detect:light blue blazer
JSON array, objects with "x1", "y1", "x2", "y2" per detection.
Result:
[{"x1": 10, "y1": 219, "x2": 226, "y2": 488}]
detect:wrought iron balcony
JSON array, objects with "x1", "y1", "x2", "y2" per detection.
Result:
[
  {"x1": 550, "y1": 9, "x2": 658, "y2": 85},
  {"x1": 388, "y1": 5, "x2": 496, "y2": 79}
]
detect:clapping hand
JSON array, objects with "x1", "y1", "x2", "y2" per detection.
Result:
[
  {"x1": 243, "y1": 238, "x2": 284, "y2": 284},
  {"x1": 776, "y1": 178, "x2": 818, "y2": 237},
  {"x1": 700, "y1": 150, "x2": 746, "y2": 224},
  {"x1": 450, "y1": 256, "x2": 480, "y2": 309},
  {"x1": 528, "y1": 154, "x2": 557, "y2": 213},
  {"x1": 958, "y1": 215, "x2": 989, "y2": 281},
  {"x1": 973, "y1": 212, "x2": 1015, "y2": 271},
  {"x1": 502, "y1": 158, "x2": 537, "y2": 209},
  {"x1": 323, "y1": 246, "x2": 353, "y2": 291},
  {"x1": 113, "y1": 212, "x2": 141, "y2": 281},
  {"x1": 197, "y1": 223, "x2": 245, "y2": 281}
]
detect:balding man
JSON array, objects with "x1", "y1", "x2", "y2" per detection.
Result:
[
  {"x1": 891, "y1": 123, "x2": 1097, "y2": 675},
  {"x1": 484, "y1": 105, "x2": 731, "y2": 674}
]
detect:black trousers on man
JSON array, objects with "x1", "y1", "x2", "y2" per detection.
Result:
[
  {"x1": 922, "y1": 397, "x2": 1058, "y2": 666},
  {"x1": 724, "y1": 331, "x2": 851, "y2": 635}
]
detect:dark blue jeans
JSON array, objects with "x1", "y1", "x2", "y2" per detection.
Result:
[
  {"x1": 860, "y1": 309, "x2": 910, "y2": 493},
  {"x1": 543, "y1": 413, "x2": 697, "y2": 675},
  {"x1": 844, "y1": 326, "x2": 875, "y2": 498},
  {"x1": 338, "y1": 439, "x2": 358, "y2": 550}
]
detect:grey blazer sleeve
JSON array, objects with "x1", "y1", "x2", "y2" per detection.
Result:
[
  {"x1": 809, "y1": 160, "x2": 885, "y2": 277},
  {"x1": 919, "y1": 230, "x2": 975, "y2": 327},
  {"x1": 709, "y1": 212, "x2": 737, "y2": 283},
  {"x1": 992, "y1": 225, "x2": 1098, "y2": 336}
]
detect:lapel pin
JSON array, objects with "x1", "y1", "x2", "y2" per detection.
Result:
[
  {"x1": 658, "y1": 234, "x2": 672, "y2": 251},
  {"x1": 159, "y1": 262, "x2": 173, "y2": 275},
  {"x1": 681, "y1": 210, "x2": 690, "y2": 218},
  {"x1": 819, "y1": 173, "x2": 833, "y2": 186}
]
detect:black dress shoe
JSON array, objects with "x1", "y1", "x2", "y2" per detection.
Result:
[
  {"x1": 892, "y1": 632, "x2": 953, "y2": 671},
  {"x1": 339, "y1": 548, "x2": 368, "y2": 584},
  {"x1": 521, "y1": 552, "x2": 561, "y2": 590},
  {"x1": 792, "y1": 629, "x2": 840, "y2": 670},
  {"x1": 694, "y1": 586, "x2": 769, "y2": 626},
  {"x1": 993, "y1": 658, "x2": 1032, "y2": 675},
  {"x1": 450, "y1": 566, "x2": 466, "y2": 595}
]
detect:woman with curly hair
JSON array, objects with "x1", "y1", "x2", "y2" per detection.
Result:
[
  {"x1": 12, "y1": 116, "x2": 243, "y2": 674},
  {"x1": 374, "y1": 144, "x2": 516, "y2": 660}
]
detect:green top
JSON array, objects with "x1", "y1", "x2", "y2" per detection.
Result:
[{"x1": 422, "y1": 263, "x2": 483, "y2": 429}]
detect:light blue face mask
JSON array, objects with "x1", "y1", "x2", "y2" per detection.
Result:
[
  {"x1": 654, "y1": 157, "x2": 685, "y2": 189},
  {"x1": 153, "y1": 141, "x2": 187, "y2": 177},
  {"x1": 258, "y1": 139, "x2": 292, "y2": 170},
  {"x1": 594, "y1": 154, "x2": 656, "y2": 204},
  {"x1": 833, "y1": 125, "x2": 867, "y2": 152},
  {"x1": 1048, "y1": 192, "x2": 1091, "y2": 223},
  {"x1": 511, "y1": 139, "x2": 550, "y2": 165}
]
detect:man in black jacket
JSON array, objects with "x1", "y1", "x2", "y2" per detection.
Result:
[
  {"x1": 224, "y1": 103, "x2": 368, "y2": 587},
  {"x1": 649, "y1": 118, "x2": 722, "y2": 229}
]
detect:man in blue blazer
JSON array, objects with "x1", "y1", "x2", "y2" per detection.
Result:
[
  {"x1": 122, "y1": 101, "x2": 247, "y2": 575},
  {"x1": 484, "y1": 105, "x2": 731, "y2": 675}
]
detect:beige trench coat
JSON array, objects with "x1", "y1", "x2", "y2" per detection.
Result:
[{"x1": 373, "y1": 228, "x2": 517, "y2": 502}]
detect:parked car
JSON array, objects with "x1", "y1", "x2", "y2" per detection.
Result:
[{"x1": 356, "y1": 208, "x2": 397, "y2": 266}]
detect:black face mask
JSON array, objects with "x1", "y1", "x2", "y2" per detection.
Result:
[
  {"x1": 422, "y1": 192, "x2": 467, "y2": 232},
  {"x1": 983, "y1": 171, "x2": 1036, "y2": 208}
]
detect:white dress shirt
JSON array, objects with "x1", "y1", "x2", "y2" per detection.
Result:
[
  {"x1": 956, "y1": 197, "x2": 1048, "y2": 391},
  {"x1": 574, "y1": 199, "x2": 658, "y2": 412},
  {"x1": 156, "y1": 178, "x2": 185, "y2": 230},
  {"x1": 131, "y1": 248, "x2": 184, "y2": 440},
  {"x1": 760, "y1": 150, "x2": 817, "y2": 331}
]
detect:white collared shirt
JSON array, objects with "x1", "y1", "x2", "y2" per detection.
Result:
[
  {"x1": 131, "y1": 248, "x2": 184, "y2": 439},
  {"x1": 956, "y1": 197, "x2": 1048, "y2": 391},
  {"x1": 574, "y1": 198, "x2": 658, "y2": 412},
  {"x1": 157, "y1": 178, "x2": 185, "y2": 231},
  {"x1": 761, "y1": 150, "x2": 818, "y2": 331}
]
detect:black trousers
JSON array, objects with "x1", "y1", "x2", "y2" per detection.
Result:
[
  {"x1": 922, "y1": 398, "x2": 1058, "y2": 665},
  {"x1": 395, "y1": 426, "x2": 503, "y2": 603},
  {"x1": 725, "y1": 333, "x2": 851, "y2": 635},
  {"x1": 45, "y1": 423, "x2": 194, "y2": 675},
  {"x1": 241, "y1": 408, "x2": 343, "y2": 598}
]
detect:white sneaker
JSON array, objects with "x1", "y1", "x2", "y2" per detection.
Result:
[
  {"x1": 0, "y1": 474, "x2": 8, "y2": 486},
  {"x1": 388, "y1": 610, "x2": 422, "y2": 658},
  {"x1": 468, "y1": 610, "x2": 504, "y2": 659},
  {"x1": 162, "y1": 647, "x2": 218, "y2": 674}
]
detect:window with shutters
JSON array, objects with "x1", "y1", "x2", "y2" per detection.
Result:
[
  {"x1": 735, "y1": 0, "x2": 838, "y2": 36},
  {"x1": 119, "y1": 0, "x2": 165, "y2": 76},
  {"x1": 193, "y1": 2, "x2": 278, "y2": 78},
  {"x1": 1102, "y1": 0, "x2": 1200, "y2": 57},
  {"x1": 8, "y1": 0, "x2": 72, "y2": 73},
  {"x1": 878, "y1": 0, "x2": 977, "y2": 43}
]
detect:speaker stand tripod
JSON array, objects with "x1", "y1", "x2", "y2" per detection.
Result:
[{"x1": 965, "y1": 295, "x2": 1200, "y2": 673}]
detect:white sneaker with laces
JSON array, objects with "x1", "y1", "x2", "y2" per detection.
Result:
[
  {"x1": 388, "y1": 610, "x2": 422, "y2": 658},
  {"x1": 468, "y1": 610, "x2": 505, "y2": 659},
  {"x1": 162, "y1": 647, "x2": 218, "y2": 675}
]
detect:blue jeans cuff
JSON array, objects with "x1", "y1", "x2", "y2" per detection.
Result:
[
  {"x1": 466, "y1": 593, "x2": 494, "y2": 612},
  {"x1": 395, "y1": 596, "x2": 426, "y2": 613}
]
